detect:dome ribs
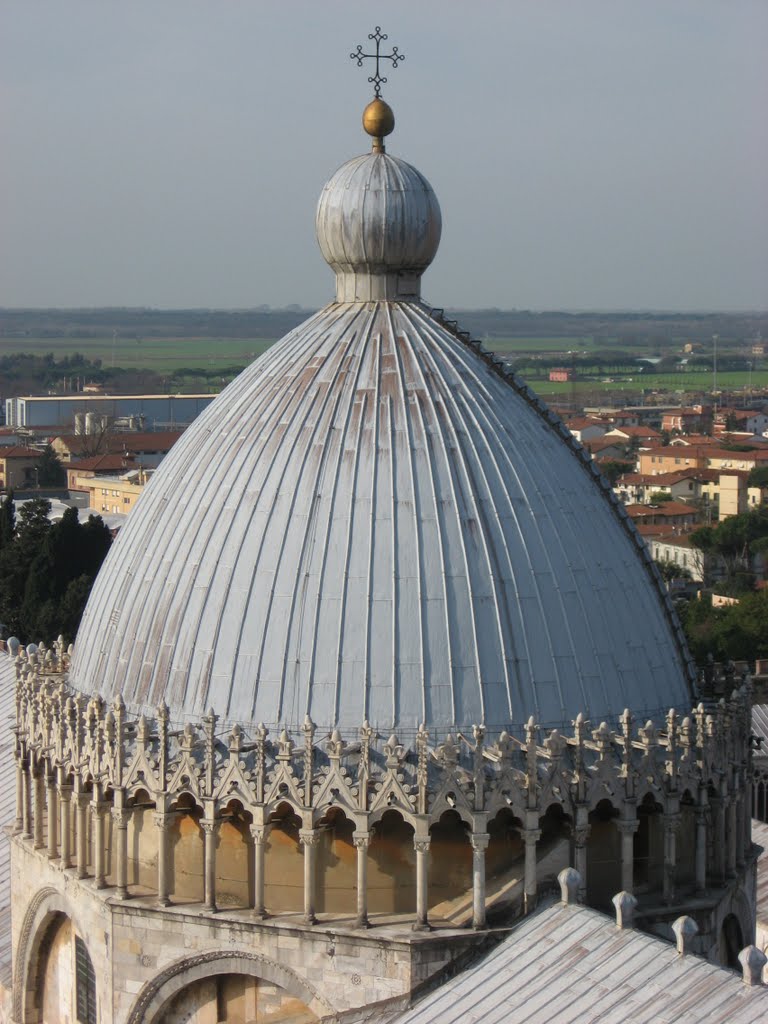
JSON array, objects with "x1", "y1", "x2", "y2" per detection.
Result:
[
  {"x1": 337, "y1": 314, "x2": 382, "y2": 727},
  {"x1": 303, "y1": 323, "x2": 373, "y2": 727},
  {"x1": 387, "y1": 304, "x2": 427, "y2": 728},
  {"x1": 234, "y1": 310, "x2": 370, "y2": 727},
  {"x1": 71, "y1": 300, "x2": 695, "y2": 733},
  {"x1": 178, "y1": 321, "x2": 338, "y2": 717},
  {"x1": 263, "y1": 324, "x2": 365, "y2": 728}
]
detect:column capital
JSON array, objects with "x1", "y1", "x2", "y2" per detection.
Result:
[
  {"x1": 153, "y1": 812, "x2": 172, "y2": 831},
  {"x1": 249, "y1": 824, "x2": 271, "y2": 844},
  {"x1": 573, "y1": 824, "x2": 591, "y2": 846},
  {"x1": 299, "y1": 829, "x2": 320, "y2": 848},
  {"x1": 111, "y1": 807, "x2": 130, "y2": 829},
  {"x1": 523, "y1": 828, "x2": 541, "y2": 844},
  {"x1": 413, "y1": 838, "x2": 431, "y2": 855},
  {"x1": 352, "y1": 832, "x2": 371, "y2": 849},
  {"x1": 201, "y1": 819, "x2": 219, "y2": 836},
  {"x1": 663, "y1": 813, "x2": 682, "y2": 833},
  {"x1": 617, "y1": 819, "x2": 639, "y2": 837},
  {"x1": 470, "y1": 832, "x2": 490, "y2": 852}
]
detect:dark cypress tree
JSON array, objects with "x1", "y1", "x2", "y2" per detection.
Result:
[
  {"x1": 0, "y1": 499, "x2": 112, "y2": 643},
  {"x1": 0, "y1": 491, "x2": 15, "y2": 551},
  {"x1": 36, "y1": 445, "x2": 66, "y2": 487},
  {"x1": 0, "y1": 498, "x2": 51, "y2": 638}
]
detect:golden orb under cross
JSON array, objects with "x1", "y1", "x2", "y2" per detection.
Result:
[{"x1": 363, "y1": 98, "x2": 395, "y2": 151}]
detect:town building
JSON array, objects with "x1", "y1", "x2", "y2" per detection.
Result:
[
  {"x1": 564, "y1": 417, "x2": 608, "y2": 443},
  {"x1": 4, "y1": 80, "x2": 766, "y2": 1024},
  {"x1": 52, "y1": 429, "x2": 183, "y2": 466},
  {"x1": 604, "y1": 425, "x2": 662, "y2": 447},
  {"x1": 714, "y1": 409, "x2": 768, "y2": 437},
  {"x1": 0, "y1": 447, "x2": 42, "y2": 492},
  {"x1": 661, "y1": 406, "x2": 712, "y2": 434},
  {"x1": 4, "y1": 394, "x2": 215, "y2": 430},
  {"x1": 68, "y1": 468, "x2": 151, "y2": 515},
  {"x1": 614, "y1": 469, "x2": 716, "y2": 505},
  {"x1": 624, "y1": 501, "x2": 697, "y2": 531}
]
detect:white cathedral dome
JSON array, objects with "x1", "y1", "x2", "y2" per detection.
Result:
[{"x1": 69, "y1": 109, "x2": 695, "y2": 736}]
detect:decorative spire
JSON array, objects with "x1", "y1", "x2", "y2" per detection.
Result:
[
  {"x1": 350, "y1": 26, "x2": 404, "y2": 100},
  {"x1": 350, "y1": 26, "x2": 403, "y2": 153}
]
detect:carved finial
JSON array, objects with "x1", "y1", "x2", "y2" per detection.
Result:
[
  {"x1": 738, "y1": 945, "x2": 767, "y2": 986},
  {"x1": 612, "y1": 890, "x2": 638, "y2": 930},
  {"x1": 558, "y1": 867, "x2": 581, "y2": 905},
  {"x1": 671, "y1": 915, "x2": 698, "y2": 955}
]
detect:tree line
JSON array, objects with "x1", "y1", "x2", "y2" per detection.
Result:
[{"x1": 0, "y1": 495, "x2": 111, "y2": 644}]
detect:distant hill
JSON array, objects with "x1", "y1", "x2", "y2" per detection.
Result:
[{"x1": 1, "y1": 308, "x2": 766, "y2": 345}]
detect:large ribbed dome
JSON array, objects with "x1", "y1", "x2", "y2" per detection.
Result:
[{"x1": 70, "y1": 132, "x2": 694, "y2": 736}]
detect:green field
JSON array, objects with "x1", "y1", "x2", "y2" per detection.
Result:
[
  {"x1": 482, "y1": 336, "x2": 598, "y2": 353},
  {"x1": 0, "y1": 336, "x2": 278, "y2": 372},
  {"x1": 527, "y1": 370, "x2": 768, "y2": 397},
  {"x1": 2, "y1": 333, "x2": 767, "y2": 400}
]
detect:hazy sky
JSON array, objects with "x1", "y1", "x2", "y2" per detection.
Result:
[{"x1": 1, "y1": 1, "x2": 766, "y2": 311}]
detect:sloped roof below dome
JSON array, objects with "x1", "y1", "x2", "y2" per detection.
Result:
[{"x1": 71, "y1": 301, "x2": 692, "y2": 734}]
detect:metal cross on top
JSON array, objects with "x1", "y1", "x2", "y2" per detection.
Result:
[{"x1": 350, "y1": 26, "x2": 405, "y2": 99}]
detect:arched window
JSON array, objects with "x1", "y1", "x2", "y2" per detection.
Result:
[{"x1": 75, "y1": 935, "x2": 97, "y2": 1024}]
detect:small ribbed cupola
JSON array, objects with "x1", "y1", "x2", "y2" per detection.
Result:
[{"x1": 315, "y1": 96, "x2": 442, "y2": 302}]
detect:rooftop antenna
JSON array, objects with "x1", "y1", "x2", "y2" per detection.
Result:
[{"x1": 712, "y1": 333, "x2": 718, "y2": 405}]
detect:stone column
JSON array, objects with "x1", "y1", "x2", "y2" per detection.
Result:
[
  {"x1": 743, "y1": 778, "x2": 753, "y2": 857},
  {"x1": 250, "y1": 824, "x2": 270, "y2": 919},
  {"x1": 617, "y1": 818, "x2": 639, "y2": 894},
  {"x1": 573, "y1": 811, "x2": 590, "y2": 903},
  {"x1": 111, "y1": 807, "x2": 130, "y2": 899},
  {"x1": 154, "y1": 812, "x2": 171, "y2": 907},
  {"x1": 663, "y1": 813, "x2": 680, "y2": 905},
  {"x1": 470, "y1": 833, "x2": 490, "y2": 930},
  {"x1": 695, "y1": 804, "x2": 707, "y2": 896},
  {"x1": 299, "y1": 829, "x2": 319, "y2": 925},
  {"x1": 353, "y1": 832, "x2": 371, "y2": 928},
  {"x1": 59, "y1": 785, "x2": 73, "y2": 869},
  {"x1": 726, "y1": 799, "x2": 737, "y2": 879},
  {"x1": 21, "y1": 760, "x2": 32, "y2": 840},
  {"x1": 735, "y1": 794, "x2": 746, "y2": 870},
  {"x1": 14, "y1": 760, "x2": 24, "y2": 833},
  {"x1": 92, "y1": 802, "x2": 107, "y2": 889},
  {"x1": 413, "y1": 838, "x2": 431, "y2": 932},
  {"x1": 711, "y1": 795, "x2": 725, "y2": 885},
  {"x1": 46, "y1": 775, "x2": 58, "y2": 860},
  {"x1": 33, "y1": 770, "x2": 45, "y2": 849},
  {"x1": 76, "y1": 794, "x2": 89, "y2": 880},
  {"x1": 523, "y1": 828, "x2": 541, "y2": 914},
  {"x1": 202, "y1": 819, "x2": 219, "y2": 913}
]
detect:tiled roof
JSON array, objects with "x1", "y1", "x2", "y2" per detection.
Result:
[
  {"x1": 634, "y1": 523, "x2": 678, "y2": 537},
  {"x1": 0, "y1": 655, "x2": 17, "y2": 985},
  {"x1": 0, "y1": 446, "x2": 40, "y2": 459},
  {"x1": 752, "y1": 817, "x2": 768, "y2": 935},
  {"x1": 565, "y1": 417, "x2": 607, "y2": 431},
  {"x1": 626, "y1": 502, "x2": 697, "y2": 518},
  {"x1": 606, "y1": 426, "x2": 662, "y2": 438},
  {"x1": 68, "y1": 454, "x2": 137, "y2": 473},
  {"x1": 383, "y1": 898, "x2": 768, "y2": 1024},
  {"x1": 55, "y1": 431, "x2": 183, "y2": 454}
]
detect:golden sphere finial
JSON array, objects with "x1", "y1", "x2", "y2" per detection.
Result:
[{"x1": 363, "y1": 98, "x2": 395, "y2": 151}]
